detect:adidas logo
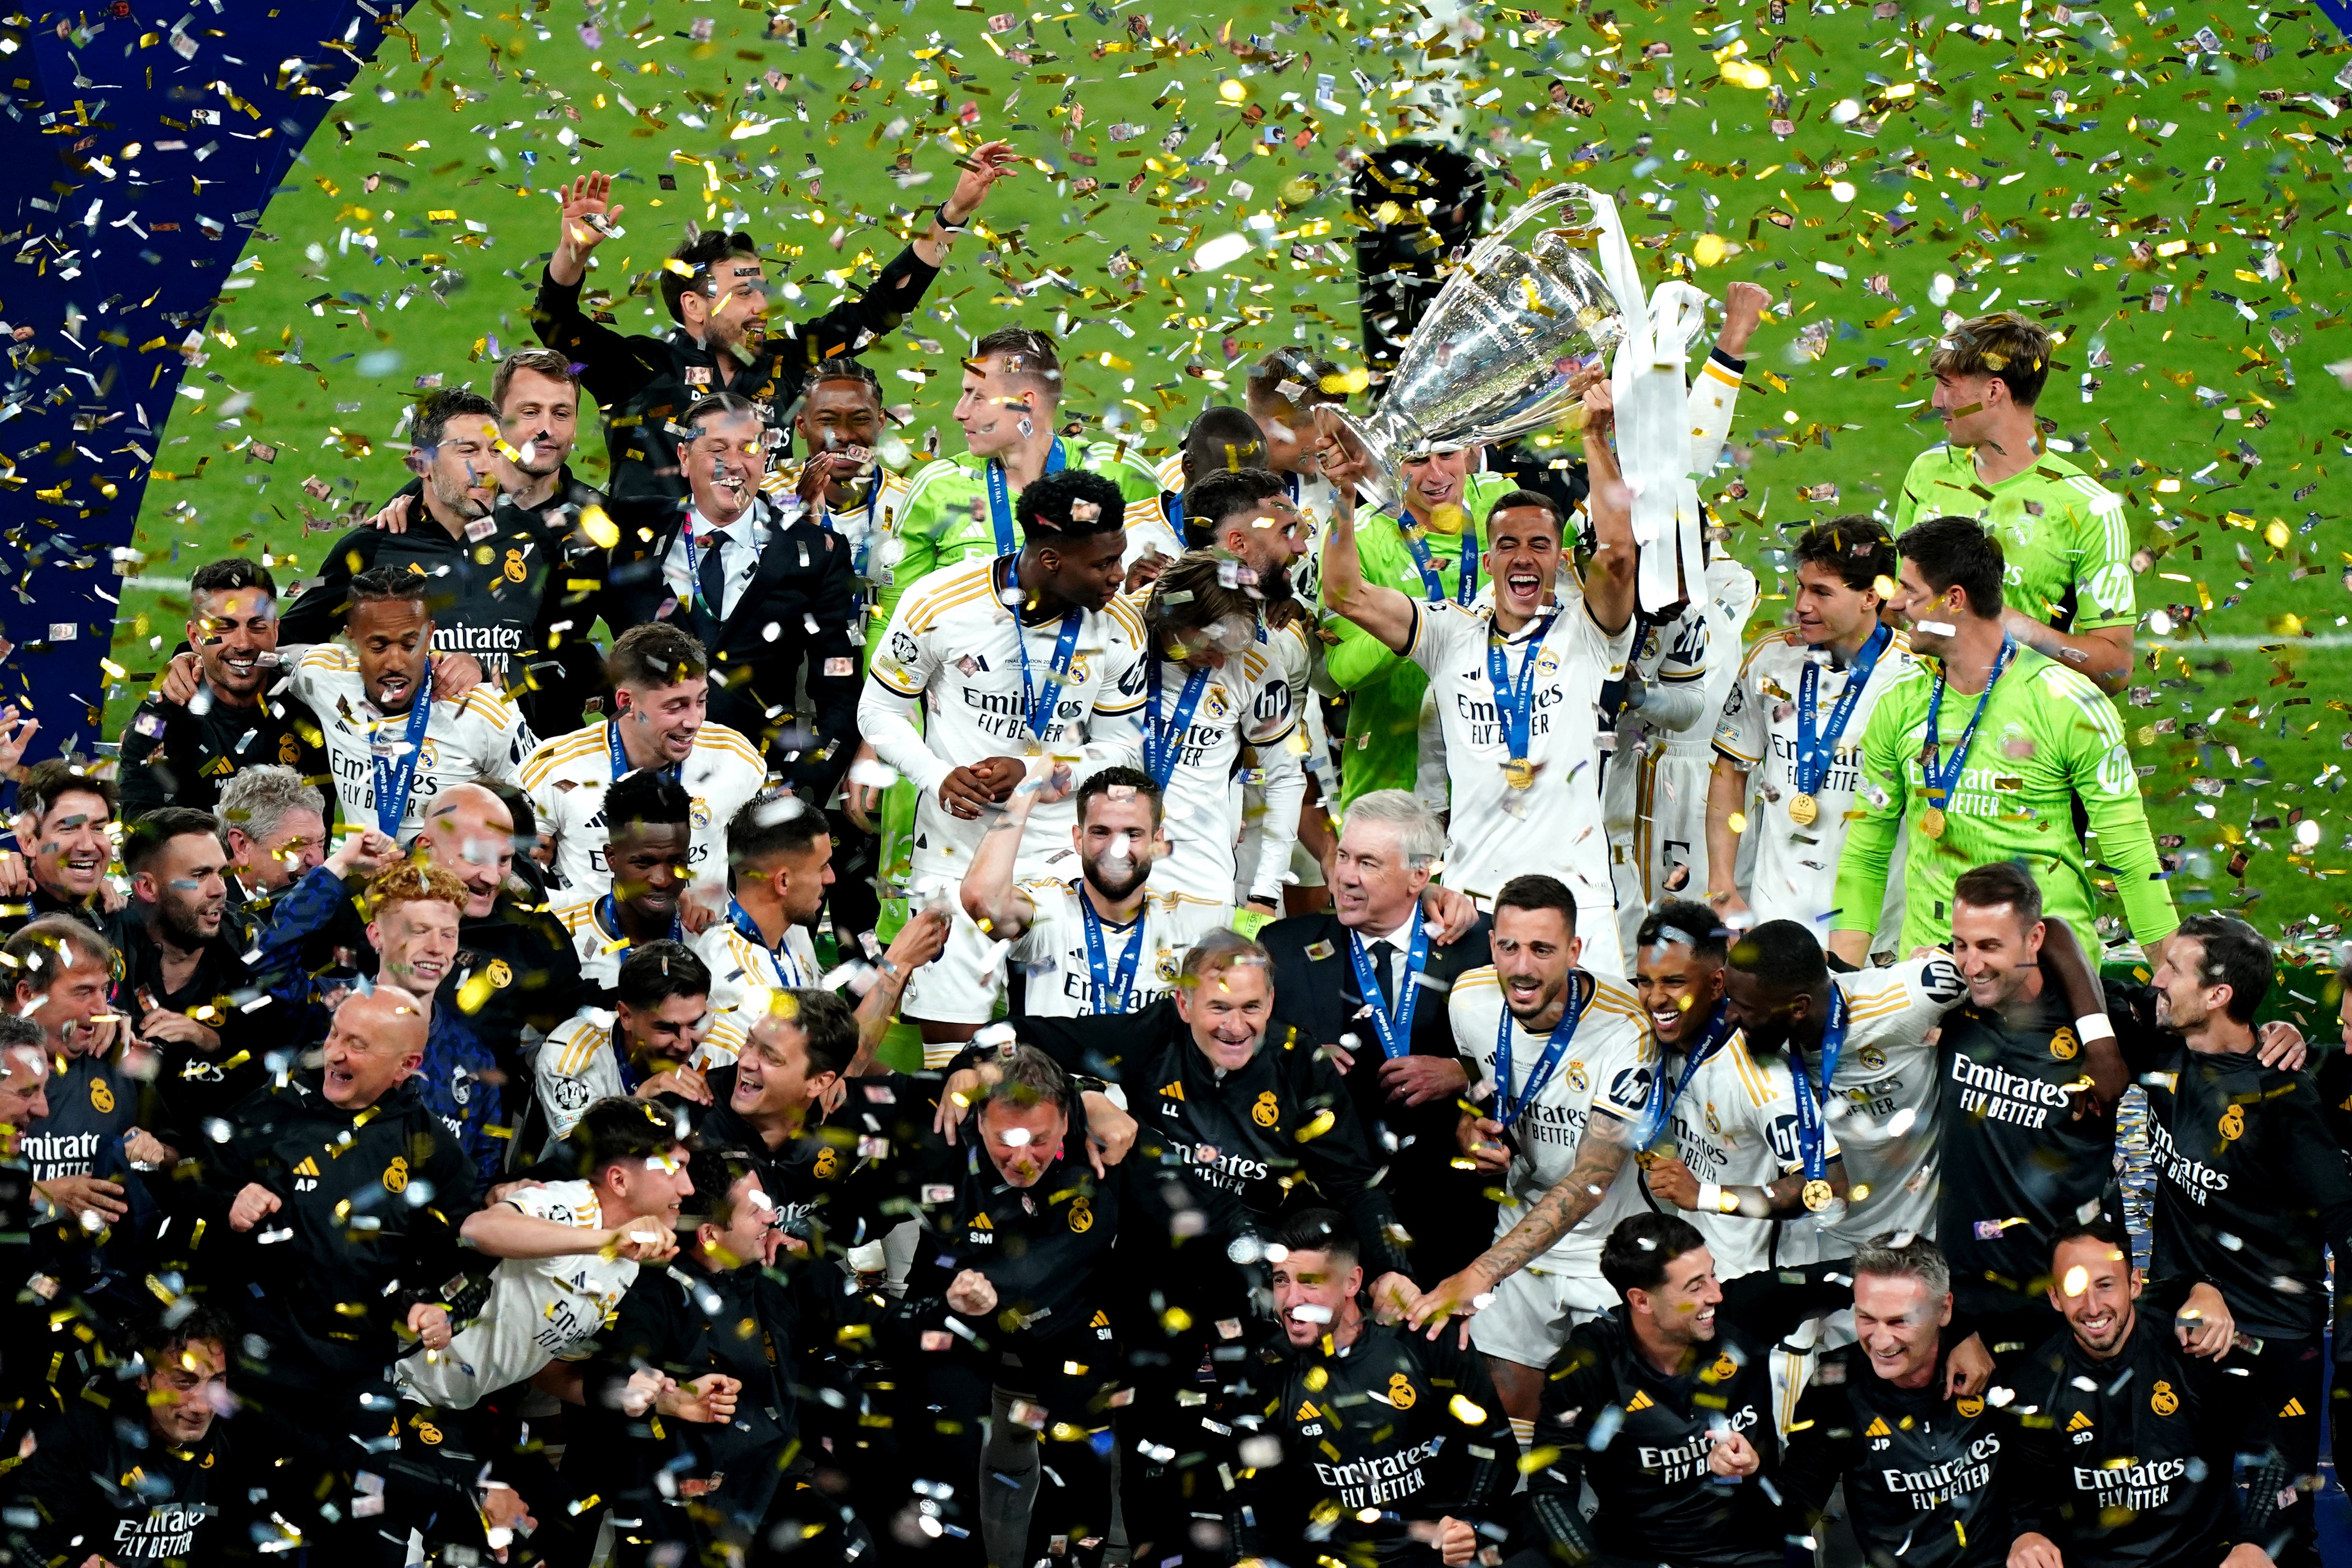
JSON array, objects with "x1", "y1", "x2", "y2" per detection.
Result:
[
  {"x1": 293, "y1": 1157, "x2": 319, "y2": 1177},
  {"x1": 2280, "y1": 1397, "x2": 2307, "y2": 1419},
  {"x1": 1159, "y1": 1081, "x2": 1184, "y2": 1100},
  {"x1": 2065, "y1": 1411, "x2": 2095, "y2": 1433},
  {"x1": 1090, "y1": 1311, "x2": 1110, "y2": 1329},
  {"x1": 1624, "y1": 1391, "x2": 1654, "y2": 1414},
  {"x1": 1296, "y1": 1401, "x2": 1320, "y2": 1422},
  {"x1": 1864, "y1": 1417, "x2": 1891, "y2": 1438},
  {"x1": 970, "y1": 1213, "x2": 992, "y2": 1230}
]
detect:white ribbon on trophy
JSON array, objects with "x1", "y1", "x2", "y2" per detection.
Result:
[{"x1": 1588, "y1": 195, "x2": 1713, "y2": 612}]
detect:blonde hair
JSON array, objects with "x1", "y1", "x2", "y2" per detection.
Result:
[{"x1": 365, "y1": 861, "x2": 468, "y2": 920}]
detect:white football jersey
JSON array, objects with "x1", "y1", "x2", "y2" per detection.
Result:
[
  {"x1": 1451, "y1": 966, "x2": 1658, "y2": 1274},
  {"x1": 1714, "y1": 629, "x2": 1918, "y2": 939},
  {"x1": 691, "y1": 913, "x2": 826, "y2": 1029},
  {"x1": 392, "y1": 1179, "x2": 639, "y2": 1409},
  {"x1": 859, "y1": 553, "x2": 1147, "y2": 888},
  {"x1": 1407, "y1": 598, "x2": 1633, "y2": 941},
  {"x1": 1004, "y1": 877, "x2": 1231, "y2": 1017},
  {"x1": 1658, "y1": 1031, "x2": 1840, "y2": 1280},
  {"x1": 287, "y1": 645, "x2": 534, "y2": 845},
  {"x1": 551, "y1": 892, "x2": 702, "y2": 992},
  {"x1": 519, "y1": 720, "x2": 769, "y2": 898},
  {"x1": 1802, "y1": 955, "x2": 1966, "y2": 1256},
  {"x1": 531, "y1": 1012, "x2": 744, "y2": 1156}
]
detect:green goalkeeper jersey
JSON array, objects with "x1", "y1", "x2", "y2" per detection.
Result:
[
  {"x1": 1894, "y1": 444, "x2": 2136, "y2": 633},
  {"x1": 1833, "y1": 641, "x2": 2178, "y2": 953}
]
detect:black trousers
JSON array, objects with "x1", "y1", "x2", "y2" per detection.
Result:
[{"x1": 2189, "y1": 1330, "x2": 2329, "y2": 1568}]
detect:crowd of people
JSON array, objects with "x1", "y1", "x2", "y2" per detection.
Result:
[{"x1": 0, "y1": 138, "x2": 2343, "y2": 1568}]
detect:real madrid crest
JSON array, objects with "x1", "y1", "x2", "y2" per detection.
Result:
[
  {"x1": 1386, "y1": 1372, "x2": 1417, "y2": 1410},
  {"x1": 487, "y1": 958, "x2": 514, "y2": 989},
  {"x1": 1250, "y1": 1090, "x2": 1280, "y2": 1128},
  {"x1": 2218, "y1": 1104, "x2": 2245, "y2": 1141},
  {"x1": 2150, "y1": 1380, "x2": 2180, "y2": 1416},
  {"x1": 1956, "y1": 1395, "x2": 1984, "y2": 1418},
  {"x1": 1858, "y1": 1044, "x2": 1888, "y2": 1073},
  {"x1": 90, "y1": 1078, "x2": 115, "y2": 1114},
  {"x1": 384, "y1": 1155, "x2": 410, "y2": 1194},
  {"x1": 691, "y1": 796, "x2": 713, "y2": 829},
  {"x1": 1068, "y1": 1197, "x2": 1094, "y2": 1234},
  {"x1": 1709, "y1": 1351, "x2": 1739, "y2": 1383},
  {"x1": 2048, "y1": 1027, "x2": 2079, "y2": 1061},
  {"x1": 1565, "y1": 1061, "x2": 1589, "y2": 1094}
]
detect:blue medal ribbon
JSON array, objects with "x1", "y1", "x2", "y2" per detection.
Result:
[
  {"x1": 1078, "y1": 893, "x2": 1146, "y2": 1014},
  {"x1": 1009, "y1": 556, "x2": 1086, "y2": 742},
  {"x1": 985, "y1": 436, "x2": 1068, "y2": 557},
  {"x1": 372, "y1": 668, "x2": 436, "y2": 836},
  {"x1": 727, "y1": 897, "x2": 808, "y2": 988},
  {"x1": 1486, "y1": 611, "x2": 1558, "y2": 770},
  {"x1": 679, "y1": 520, "x2": 722, "y2": 623},
  {"x1": 1398, "y1": 511, "x2": 1479, "y2": 606},
  {"x1": 1496, "y1": 973, "x2": 1588, "y2": 1131},
  {"x1": 606, "y1": 720, "x2": 684, "y2": 784},
  {"x1": 597, "y1": 893, "x2": 684, "y2": 953},
  {"x1": 1143, "y1": 651, "x2": 1211, "y2": 790},
  {"x1": 1920, "y1": 634, "x2": 2016, "y2": 816},
  {"x1": 1782, "y1": 987, "x2": 1848, "y2": 1196},
  {"x1": 1346, "y1": 924, "x2": 1429, "y2": 1061},
  {"x1": 1643, "y1": 1002, "x2": 1739, "y2": 1146},
  {"x1": 1794, "y1": 623, "x2": 1892, "y2": 797}
]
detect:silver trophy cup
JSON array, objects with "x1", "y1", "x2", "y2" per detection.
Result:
[{"x1": 1323, "y1": 182, "x2": 1628, "y2": 511}]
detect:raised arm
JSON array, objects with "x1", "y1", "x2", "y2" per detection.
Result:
[
  {"x1": 1704, "y1": 758, "x2": 1752, "y2": 917},
  {"x1": 1316, "y1": 494, "x2": 1419, "y2": 657},
  {"x1": 1579, "y1": 380, "x2": 1638, "y2": 637},
  {"x1": 957, "y1": 765, "x2": 1051, "y2": 943},
  {"x1": 2036, "y1": 915, "x2": 2126, "y2": 1107}
]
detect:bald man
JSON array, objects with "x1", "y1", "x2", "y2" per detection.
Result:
[{"x1": 417, "y1": 784, "x2": 585, "y2": 1075}]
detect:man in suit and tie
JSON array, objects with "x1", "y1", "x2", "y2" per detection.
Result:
[
  {"x1": 603, "y1": 392, "x2": 860, "y2": 805},
  {"x1": 1258, "y1": 789, "x2": 1495, "y2": 1283}
]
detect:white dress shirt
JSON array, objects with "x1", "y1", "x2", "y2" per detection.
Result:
[{"x1": 663, "y1": 505, "x2": 761, "y2": 625}]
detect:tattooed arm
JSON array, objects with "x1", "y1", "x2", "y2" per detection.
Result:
[{"x1": 1405, "y1": 1110, "x2": 1638, "y2": 1332}]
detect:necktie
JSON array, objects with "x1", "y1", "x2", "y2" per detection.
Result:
[
  {"x1": 696, "y1": 525, "x2": 728, "y2": 642},
  {"x1": 1373, "y1": 939, "x2": 1397, "y2": 1011}
]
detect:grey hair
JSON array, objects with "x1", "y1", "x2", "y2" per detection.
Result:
[
  {"x1": 1340, "y1": 789, "x2": 1445, "y2": 871},
  {"x1": 216, "y1": 764, "x2": 327, "y2": 844},
  {"x1": 1851, "y1": 1231, "x2": 1951, "y2": 1301}
]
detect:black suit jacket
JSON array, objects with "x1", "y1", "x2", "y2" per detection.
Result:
[{"x1": 602, "y1": 493, "x2": 860, "y2": 801}]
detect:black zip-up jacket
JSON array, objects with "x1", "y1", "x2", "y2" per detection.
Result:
[
  {"x1": 111, "y1": 907, "x2": 270, "y2": 1144},
  {"x1": 449, "y1": 884, "x2": 588, "y2": 1089},
  {"x1": 1235, "y1": 1320, "x2": 1517, "y2": 1568},
  {"x1": 1519, "y1": 1264, "x2": 1854, "y2": 1568},
  {"x1": 2006, "y1": 1316, "x2": 2273, "y2": 1564},
  {"x1": 0, "y1": 1400, "x2": 231, "y2": 1567},
  {"x1": 116, "y1": 682, "x2": 331, "y2": 820},
  {"x1": 530, "y1": 249, "x2": 938, "y2": 506},
  {"x1": 1777, "y1": 1342, "x2": 2011, "y2": 1568},
  {"x1": 195, "y1": 1072, "x2": 480, "y2": 1394}
]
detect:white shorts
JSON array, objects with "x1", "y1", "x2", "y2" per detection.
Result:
[
  {"x1": 1470, "y1": 1265, "x2": 1618, "y2": 1371},
  {"x1": 899, "y1": 899, "x2": 1008, "y2": 1032}
]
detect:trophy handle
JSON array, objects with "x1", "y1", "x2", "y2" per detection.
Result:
[{"x1": 1315, "y1": 407, "x2": 1401, "y2": 514}]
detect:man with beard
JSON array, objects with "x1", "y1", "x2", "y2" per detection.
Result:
[
  {"x1": 860, "y1": 468, "x2": 1148, "y2": 1057},
  {"x1": 286, "y1": 566, "x2": 536, "y2": 845},
  {"x1": 1, "y1": 1307, "x2": 238, "y2": 1568},
  {"x1": 418, "y1": 782, "x2": 588, "y2": 1069},
  {"x1": 536, "y1": 147, "x2": 1019, "y2": 503},
  {"x1": 5, "y1": 761, "x2": 117, "y2": 938},
  {"x1": 2101, "y1": 916, "x2": 2351, "y2": 1567},
  {"x1": 1259, "y1": 790, "x2": 1492, "y2": 1285},
  {"x1": 2006, "y1": 1224, "x2": 2280, "y2": 1568},
  {"x1": 522, "y1": 623, "x2": 769, "y2": 903},
  {"x1": 960, "y1": 763, "x2": 1225, "y2": 1016},
  {"x1": 532, "y1": 942, "x2": 740, "y2": 1156},
  {"x1": 1132, "y1": 404, "x2": 1269, "y2": 574},
  {"x1": 214, "y1": 765, "x2": 329, "y2": 917},
  {"x1": 1234, "y1": 1208, "x2": 1518, "y2": 1568},
  {"x1": 1632, "y1": 900, "x2": 1851, "y2": 1286},
  {"x1": 117, "y1": 557, "x2": 330, "y2": 817},
  {"x1": 551, "y1": 768, "x2": 695, "y2": 992}
]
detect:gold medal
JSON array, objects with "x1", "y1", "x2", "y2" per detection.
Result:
[
  {"x1": 1917, "y1": 805, "x2": 1947, "y2": 840},
  {"x1": 1503, "y1": 757, "x2": 1534, "y2": 790},
  {"x1": 1801, "y1": 1179, "x2": 1834, "y2": 1213},
  {"x1": 1787, "y1": 792, "x2": 1818, "y2": 827}
]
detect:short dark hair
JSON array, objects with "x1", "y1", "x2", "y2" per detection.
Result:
[
  {"x1": 804, "y1": 357, "x2": 884, "y2": 403},
  {"x1": 1493, "y1": 873, "x2": 1578, "y2": 935},
  {"x1": 1018, "y1": 468, "x2": 1126, "y2": 542},
  {"x1": 122, "y1": 807, "x2": 223, "y2": 883},
  {"x1": 2, "y1": 917, "x2": 118, "y2": 994},
  {"x1": 1636, "y1": 899, "x2": 1729, "y2": 965},
  {"x1": 770, "y1": 987, "x2": 858, "y2": 1079},
  {"x1": 1075, "y1": 764, "x2": 1164, "y2": 830},
  {"x1": 1271, "y1": 1206, "x2": 1360, "y2": 1272},
  {"x1": 1793, "y1": 515, "x2": 1898, "y2": 594},
  {"x1": 574, "y1": 1095, "x2": 689, "y2": 1177},
  {"x1": 189, "y1": 556, "x2": 279, "y2": 603},
  {"x1": 346, "y1": 564, "x2": 430, "y2": 619},
  {"x1": 1245, "y1": 349, "x2": 1347, "y2": 411},
  {"x1": 1726, "y1": 919, "x2": 1828, "y2": 992},
  {"x1": 1183, "y1": 468, "x2": 1289, "y2": 537},
  {"x1": 608, "y1": 622, "x2": 710, "y2": 690},
  {"x1": 972, "y1": 325, "x2": 1063, "y2": 402},
  {"x1": 18, "y1": 759, "x2": 116, "y2": 829},
  {"x1": 662, "y1": 229, "x2": 761, "y2": 325},
  {"x1": 136, "y1": 1304, "x2": 238, "y2": 1371},
  {"x1": 607, "y1": 770, "x2": 693, "y2": 837},
  {"x1": 725, "y1": 790, "x2": 828, "y2": 888},
  {"x1": 1930, "y1": 310, "x2": 2053, "y2": 408},
  {"x1": 615, "y1": 940, "x2": 711, "y2": 1011},
  {"x1": 972, "y1": 1041, "x2": 1074, "y2": 1124},
  {"x1": 1181, "y1": 405, "x2": 1267, "y2": 475},
  {"x1": 492, "y1": 348, "x2": 579, "y2": 411},
  {"x1": 2049, "y1": 1217, "x2": 2132, "y2": 1264},
  {"x1": 683, "y1": 1143, "x2": 761, "y2": 1230},
  {"x1": 1951, "y1": 860, "x2": 2043, "y2": 926},
  {"x1": 1898, "y1": 515, "x2": 2006, "y2": 620},
  {"x1": 2171, "y1": 913, "x2": 2272, "y2": 1024},
  {"x1": 1486, "y1": 489, "x2": 1565, "y2": 539},
  {"x1": 1600, "y1": 1211, "x2": 1709, "y2": 1302},
  {"x1": 413, "y1": 387, "x2": 499, "y2": 452}
]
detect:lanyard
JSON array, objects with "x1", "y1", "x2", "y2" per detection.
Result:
[
  {"x1": 1645, "y1": 1003, "x2": 1739, "y2": 1146},
  {"x1": 1398, "y1": 512, "x2": 1479, "y2": 606},
  {"x1": 985, "y1": 437, "x2": 1068, "y2": 557},
  {"x1": 1078, "y1": 894, "x2": 1146, "y2": 1014},
  {"x1": 818, "y1": 473, "x2": 886, "y2": 581},
  {"x1": 1345, "y1": 925, "x2": 1429, "y2": 1061},
  {"x1": 1921, "y1": 635, "x2": 2016, "y2": 810},
  {"x1": 1782, "y1": 988, "x2": 1849, "y2": 1194},
  {"x1": 597, "y1": 894, "x2": 684, "y2": 952},
  {"x1": 1284, "y1": 471, "x2": 1300, "y2": 503},
  {"x1": 605, "y1": 720, "x2": 684, "y2": 784},
  {"x1": 1497, "y1": 974, "x2": 1587, "y2": 1131},
  {"x1": 679, "y1": 519, "x2": 725, "y2": 620},
  {"x1": 372, "y1": 670, "x2": 436, "y2": 836},
  {"x1": 727, "y1": 898, "x2": 808, "y2": 988},
  {"x1": 1010, "y1": 560, "x2": 1086, "y2": 743},
  {"x1": 1794, "y1": 623, "x2": 1892, "y2": 796},
  {"x1": 1165, "y1": 489, "x2": 1185, "y2": 545},
  {"x1": 1486, "y1": 611, "x2": 1558, "y2": 767},
  {"x1": 1143, "y1": 651, "x2": 1212, "y2": 789}
]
